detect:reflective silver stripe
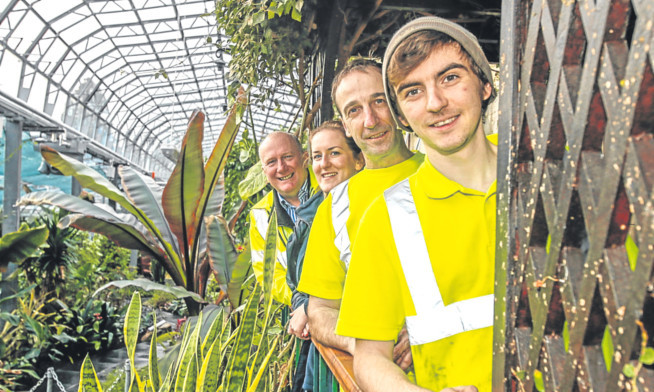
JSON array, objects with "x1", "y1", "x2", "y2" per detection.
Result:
[
  {"x1": 251, "y1": 208, "x2": 287, "y2": 269},
  {"x1": 252, "y1": 209, "x2": 269, "y2": 241},
  {"x1": 384, "y1": 180, "x2": 494, "y2": 346},
  {"x1": 331, "y1": 180, "x2": 352, "y2": 269},
  {"x1": 251, "y1": 250, "x2": 265, "y2": 262}
]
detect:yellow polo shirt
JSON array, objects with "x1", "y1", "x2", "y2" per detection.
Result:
[
  {"x1": 297, "y1": 153, "x2": 424, "y2": 300},
  {"x1": 337, "y1": 147, "x2": 496, "y2": 390}
]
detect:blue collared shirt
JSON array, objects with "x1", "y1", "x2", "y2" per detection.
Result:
[{"x1": 278, "y1": 177, "x2": 310, "y2": 223}]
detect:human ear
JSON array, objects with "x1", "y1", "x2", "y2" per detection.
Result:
[
  {"x1": 482, "y1": 82, "x2": 492, "y2": 101},
  {"x1": 355, "y1": 155, "x2": 365, "y2": 171}
]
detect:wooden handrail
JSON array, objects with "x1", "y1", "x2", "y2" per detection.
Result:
[{"x1": 312, "y1": 339, "x2": 362, "y2": 392}]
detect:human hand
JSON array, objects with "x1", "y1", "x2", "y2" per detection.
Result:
[
  {"x1": 439, "y1": 386, "x2": 478, "y2": 392},
  {"x1": 393, "y1": 327, "x2": 413, "y2": 371},
  {"x1": 287, "y1": 307, "x2": 311, "y2": 340}
]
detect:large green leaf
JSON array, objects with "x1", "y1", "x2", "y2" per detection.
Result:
[
  {"x1": 238, "y1": 161, "x2": 268, "y2": 200},
  {"x1": 201, "y1": 89, "x2": 246, "y2": 219},
  {"x1": 19, "y1": 191, "x2": 120, "y2": 222},
  {"x1": 224, "y1": 285, "x2": 261, "y2": 391},
  {"x1": 0, "y1": 224, "x2": 48, "y2": 271},
  {"x1": 60, "y1": 214, "x2": 167, "y2": 258},
  {"x1": 163, "y1": 111, "x2": 205, "y2": 277},
  {"x1": 192, "y1": 96, "x2": 245, "y2": 284},
  {"x1": 93, "y1": 279, "x2": 204, "y2": 303},
  {"x1": 78, "y1": 354, "x2": 102, "y2": 392},
  {"x1": 124, "y1": 292, "x2": 144, "y2": 392},
  {"x1": 119, "y1": 166, "x2": 180, "y2": 256},
  {"x1": 205, "y1": 175, "x2": 226, "y2": 218},
  {"x1": 206, "y1": 215, "x2": 238, "y2": 286},
  {"x1": 40, "y1": 147, "x2": 184, "y2": 286}
]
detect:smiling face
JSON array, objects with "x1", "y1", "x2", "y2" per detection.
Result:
[
  {"x1": 394, "y1": 44, "x2": 492, "y2": 156},
  {"x1": 259, "y1": 133, "x2": 308, "y2": 206},
  {"x1": 334, "y1": 69, "x2": 407, "y2": 169},
  {"x1": 310, "y1": 128, "x2": 363, "y2": 193}
]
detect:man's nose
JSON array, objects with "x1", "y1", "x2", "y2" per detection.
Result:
[
  {"x1": 426, "y1": 86, "x2": 447, "y2": 113},
  {"x1": 363, "y1": 106, "x2": 379, "y2": 129}
]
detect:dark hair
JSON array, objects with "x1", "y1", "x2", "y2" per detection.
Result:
[
  {"x1": 387, "y1": 30, "x2": 490, "y2": 110},
  {"x1": 331, "y1": 57, "x2": 382, "y2": 117},
  {"x1": 308, "y1": 121, "x2": 361, "y2": 158}
]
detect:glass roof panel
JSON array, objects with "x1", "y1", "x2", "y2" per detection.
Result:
[{"x1": 0, "y1": 0, "x2": 302, "y2": 176}]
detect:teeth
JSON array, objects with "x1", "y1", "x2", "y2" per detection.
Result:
[
  {"x1": 322, "y1": 173, "x2": 337, "y2": 178},
  {"x1": 368, "y1": 131, "x2": 386, "y2": 140},
  {"x1": 279, "y1": 173, "x2": 293, "y2": 180},
  {"x1": 434, "y1": 117, "x2": 456, "y2": 127}
]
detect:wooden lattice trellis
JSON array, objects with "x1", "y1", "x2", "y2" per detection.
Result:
[{"x1": 494, "y1": 0, "x2": 654, "y2": 390}]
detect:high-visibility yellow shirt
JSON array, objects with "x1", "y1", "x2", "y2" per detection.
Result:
[
  {"x1": 297, "y1": 153, "x2": 424, "y2": 300},
  {"x1": 249, "y1": 169, "x2": 320, "y2": 306},
  {"x1": 337, "y1": 139, "x2": 496, "y2": 391}
]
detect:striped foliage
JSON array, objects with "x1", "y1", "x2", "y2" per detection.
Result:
[{"x1": 78, "y1": 354, "x2": 102, "y2": 392}]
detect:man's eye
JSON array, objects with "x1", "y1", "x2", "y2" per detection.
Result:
[
  {"x1": 347, "y1": 107, "x2": 360, "y2": 116},
  {"x1": 405, "y1": 88, "x2": 420, "y2": 98},
  {"x1": 266, "y1": 160, "x2": 275, "y2": 167},
  {"x1": 444, "y1": 74, "x2": 459, "y2": 83},
  {"x1": 374, "y1": 98, "x2": 386, "y2": 105}
]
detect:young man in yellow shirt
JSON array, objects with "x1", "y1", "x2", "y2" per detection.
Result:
[
  {"x1": 337, "y1": 17, "x2": 497, "y2": 391},
  {"x1": 297, "y1": 59, "x2": 422, "y2": 366}
]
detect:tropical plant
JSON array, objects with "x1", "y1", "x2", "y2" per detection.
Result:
[
  {"x1": 78, "y1": 212, "x2": 296, "y2": 392},
  {"x1": 19, "y1": 207, "x2": 80, "y2": 299},
  {"x1": 18, "y1": 102, "x2": 250, "y2": 315},
  {"x1": 0, "y1": 222, "x2": 48, "y2": 273},
  {"x1": 0, "y1": 286, "x2": 63, "y2": 390}
]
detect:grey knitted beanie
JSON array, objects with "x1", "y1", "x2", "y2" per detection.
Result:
[{"x1": 382, "y1": 16, "x2": 496, "y2": 132}]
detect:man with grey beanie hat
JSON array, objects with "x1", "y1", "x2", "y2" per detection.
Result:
[{"x1": 336, "y1": 16, "x2": 497, "y2": 391}]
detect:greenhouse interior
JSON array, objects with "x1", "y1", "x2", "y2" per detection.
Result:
[{"x1": 2, "y1": 0, "x2": 653, "y2": 391}]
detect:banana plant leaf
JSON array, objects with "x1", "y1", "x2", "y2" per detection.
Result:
[
  {"x1": 206, "y1": 215, "x2": 238, "y2": 286},
  {"x1": 192, "y1": 93, "x2": 245, "y2": 280},
  {"x1": 40, "y1": 148, "x2": 184, "y2": 285},
  {"x1": 18, "y1": 191, "x2": 121, "y2": 221},
  {"x1": 238, "y1": 161, "x2": 268, "y2": 200},
  {"x1": 0, "y1": 224, "x2": 48, "y2": 271},
  {"x1": 93, "y1": 279, "x2": 204, "y2": 303},
  {"x1": 60, "y1": 214, "x2": 168, "y2": 261},
  {"x1": 200, "y1": 89, "x2": 246, "y2": 220},
  {"x1": 162, "y1": 110, "x2": 205, "y2": 269},
  {"x1": 205, "y1": 174, "x2": 226, "y2": 218},
  {"x1": 119, "y1": 165, "x2": 180, "y2": 255}
]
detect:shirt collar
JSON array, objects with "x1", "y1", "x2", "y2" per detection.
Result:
[
  {"x1": 277, "y1": 176, "x2": 310, "y2": 222},
  {"x1": 417, "y1": 158, "x2": 496, "y2": 199}
]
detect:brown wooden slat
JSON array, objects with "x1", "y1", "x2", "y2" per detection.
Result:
[{"x1": 312, "y1": 339, "x2": 362, "y2": 392}]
